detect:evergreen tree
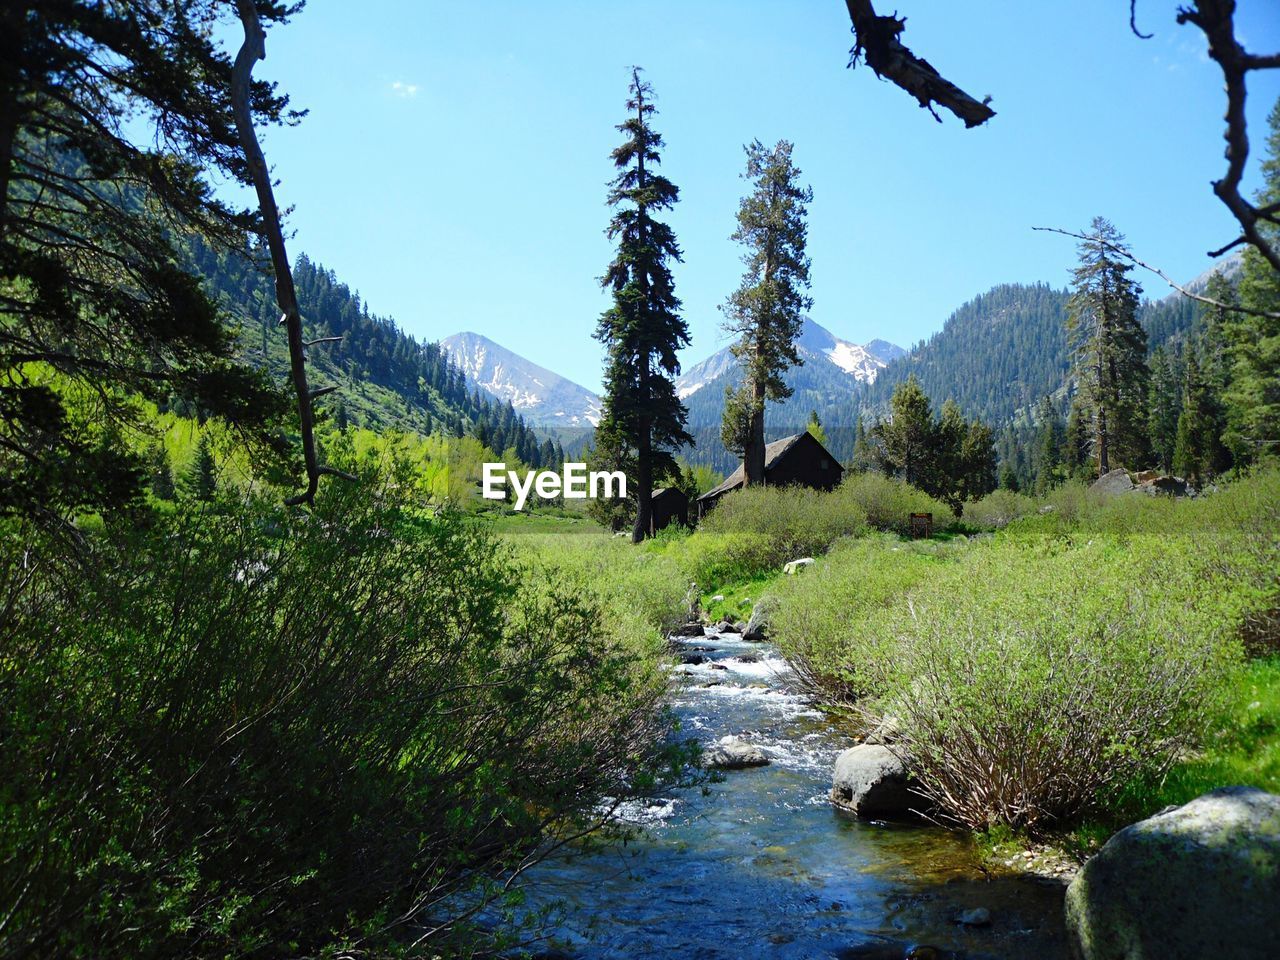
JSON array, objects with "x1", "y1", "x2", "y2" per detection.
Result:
[
  {"x1": 850, "y1": 414, "x2": 877, "y2": 473},
  {"x1": 0, "y1": 1, "x2": 295, "y2": 517},
  {"x1": 1000, "y1": 464, "x2": 1020, "y2": 492},
  {"x1": 594, "y1": 69, "x2": 693, "y2": 543},
  {"x1": 721, "y1": 139, "x2": 813, "y2": 486},
  {"x1": 873, "y1": 376, "x2": 934, "y2": 487},
  {"x1": 805, "y1": 409, "x2": 828, "y2": 445},
  {"x1": 1066, "y1": 217, "x2": 1149, "y2": 476},
  {"x1": 1064, "y1": 398, "x2": 1093, "y2": 479},
  {"x1": 186, "y1": 434, "x2": 218, "y2": 502},
  {"x1": 1033, "y1": 396, "x2": 1066, "y2": 494},
  {"x1": 1147, "y1": 345, "x2": 1182, "y2": 473},
  {"x1": 149, "y1": 445, "x2": 175, "y2": 501},
  {"x1": 1222, "y1": 96, "x2": 1280, "y2": 464},
  {"x1": 1172, "y1": 347, "x2": 1220, "y2": 484}
]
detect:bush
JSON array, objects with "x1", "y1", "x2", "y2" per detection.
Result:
[
  {"x1": 0, "y1": 481, "x2": 675, "y2": 958},
  {"x1": 884, "y1": 537, "x2": 1238, "y2": 833},
  {"x1": 767, "y1": 470, "x2": 1280, "y2": 831},
  {"x1": 696, "y1": 484, "x2": 868, "y2": 569},
  {"x1": 836, "y1": 472, "x2": 949, "y2": 535},
  {"x1": 961, "y1": 487, "x2": 1039, "y2": 529}
]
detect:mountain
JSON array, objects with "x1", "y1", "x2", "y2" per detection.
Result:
[
  {"x1": 441, "y1": 332, "x2": 601, "y2": 429},
  {"x1": 860, "y1": 270, "x2": 1226, "y2": 428},
  {"x1": 674, "y1": 320, "x2": 905, "y2": 473},
  {"x1": 188, "y1": 239, "x2": 552, "y2": 467},
  {"x1": 676, "y1": 319, "x2": 902, "y2": 402}
]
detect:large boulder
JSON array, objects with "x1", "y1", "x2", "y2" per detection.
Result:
[
  {"x1": 743, "y1": 596, "x2": 777, "y2": 642},
  {"x1": 830, "y1": 744, "x2": 927, "y2": 819},
  {"x1": 1065, "y1": 786, "x2": 1280, "y2": 960},
  {"x1": 783, "y1": 557, "x2": 815, "y2": 575},
  {"x1": 704, "y1": 735, "x2": 769, "y2": 770},
  {"x1": 1090, "y1": 468, "x2": 1135, "y2": 495},
  {"x1": 1135, "y1": 475, "x2": 1192, "y2": 498}
]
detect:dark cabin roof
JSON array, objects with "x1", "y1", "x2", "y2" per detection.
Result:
[{"x1": 697, "y1": 432, "x2": 837, "y2": 502}]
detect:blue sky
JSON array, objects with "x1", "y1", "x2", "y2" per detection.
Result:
[{"x1": 226, "y1": 1, "x2": 1280, "y2": 392}]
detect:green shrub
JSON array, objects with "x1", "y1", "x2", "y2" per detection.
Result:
[
  {"x1": 697, "y1": 484, "x2": 868, "y2": 567},
  {"x1": 961, "y1": 487, "x2": 1039, "y2": 529},
  {"x1": 883, "y1": 537, "x2": 1239, "y2": 833},
  {"x1": 836, "y1": 472, "x2": 949, "y2": 535},
  {"x1": 0, "y1": 482, "x2": 674, "y2": 958}
]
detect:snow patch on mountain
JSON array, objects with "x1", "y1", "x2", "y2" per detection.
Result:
[{"x1": 441, "y1": 332, "x2": 601, "y2": 428}]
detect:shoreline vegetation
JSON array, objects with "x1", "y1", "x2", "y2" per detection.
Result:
[{"x1": 620, "y1": 469, "x2": 1279, "y2": 866}]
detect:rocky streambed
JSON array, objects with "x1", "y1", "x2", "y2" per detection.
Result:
[{"x1": 518, "y1": 622, "x2": 1071, "y2": 959}]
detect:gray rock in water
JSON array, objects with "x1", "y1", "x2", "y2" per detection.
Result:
[
  {"x1": 704, "y1": 736, "x2": 769, "y2": 770},
  {"x1": 743, "y1": 596, "x2": 777, "y2": 642},
  {"x1": 672, "y1": 621, "x2": 706, "y2": 638},
  {"x1": 830, "y1": 744, "x2": 926, "y2": 819},
  {"x1": 1065, "y1": 785, "x2": 1280, "y2": 960},
  {"x1": 1090, "y1": 468, "x2": 1135, "y2": 495},
  {"x1": 714, "y1": 619, "x2": 738, "y2": 634},
  {"x1": 956, "y1": 906, "x2": 991, "y2": 927}
]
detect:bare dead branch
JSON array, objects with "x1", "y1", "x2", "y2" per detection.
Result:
[
  {"x1": 1130, "y1": 0, "x2": 1154, "y2": 39},
  {"x1": 1033, "y1": 225, "x2": 1280, "y2": 320},
  {"x1": 842, "y1": 0, "x2": 995, "y2": 128},
  {"x1": 1176, "y1": 1, "x2": 1280, "y2": 272},
  {"x1": 231, "y1": 0, "x2": 350, "y2": 506}
]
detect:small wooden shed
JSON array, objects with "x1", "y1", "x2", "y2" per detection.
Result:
[
  {"x1": 696, "y1": 432, "x2": 843, "y2": 519},
  {"x1": 649, "y1": 487, "x2": 689, "y2": 534}
]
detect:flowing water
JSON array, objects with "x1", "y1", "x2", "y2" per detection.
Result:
[{"x1": 522, "y1": 626, "x2": 1071, "y2": 960}]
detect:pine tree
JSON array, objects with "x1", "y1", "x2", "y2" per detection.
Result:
[
  {"x1": 1222, "y1": 96, "x2": 1280, "y2": 464},
  {"x1": 850, "y1": 414, "x2": 877, "y2": 473},
  {"x1": 0, "y1": 1, "x2": 294, "y2": 517},
  {"x1": 149, "y1": 445, "x2": 175, "y2": 501},
  {"x1": 1000, "y1": 464, "x2": 1020, "y2": 492},
  {"x1": 1147, "y1": 345, "x2": 1182, "y2": 473},
  {"x1": 594, "y1": 69, "x2": 693, "y2": 543},
  {"x1": 873, "y1": 376, "x2": 934, "y2": 487},
  {"x1": 187, "y1": 434, "x2": 218, "y2": 502},
  {"x1": 1066, "y1": 217, "x2": 1149, "y2": 476},
  {"x1": 1033, "y1": 396, "x2": 1066, "y2": 493},
  {"x1": 1064, "y1": 398, "x2": 1093, "y2": 479},
  {"x1": 1173, "y1": 347, "x2": 1219, "y2": 484},
  {"x1": 721, "y1": 139, "x2": 814, "y2": 486},
  {"x1": 805, "y1": 409, "x2": 828, "y2": 445}
]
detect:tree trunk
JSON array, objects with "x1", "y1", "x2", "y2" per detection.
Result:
[
  {"x1": 632, "y1": 422, "x2": 652, "y2": 544},
  {"x1": 744, "y1": 374, "x2": 766, "y2": 486},
  {"x1": 0, "y1": 6, "x2": 23, "y2": 235},
  {"x1": 230, "y1": 0, "x2": 351, "y2": 505}
]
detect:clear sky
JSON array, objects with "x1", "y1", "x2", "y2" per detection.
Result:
[{"x1": 225, "y1": 1, "x2": 1280, "y2": 392}]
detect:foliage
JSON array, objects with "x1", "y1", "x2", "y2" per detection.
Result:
[
  {"x1": 1222, "y1": 96, "x2": 1280, "y2": 466},
  {"x1": 0, "y1": 1, "x2": 296, "y2": 520},
  {"x1": 720, "y1": 139, "x2": 813, "y2": 485},
  {"x1": 0, "y1": 481, "x2": 678, "y2": 958},
  {"x1": 1067, "y1": 216, "x2": 1149, "y2": 475},
  {"x1": 594, "y1": 68, "x2": 693, "y2": 542},
  {"x1": 768, "y1": 470, "x2": 1280, "y2": 831},
  {"x1": 870, "y1": 377, "x2": 997, "y2": 515}
]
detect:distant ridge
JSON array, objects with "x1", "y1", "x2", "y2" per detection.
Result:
[{"x1": 441, "y1": 331, "x2": 602, "y2": 428}]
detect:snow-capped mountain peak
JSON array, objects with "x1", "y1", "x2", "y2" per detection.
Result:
[{"x1": 441, "y1": 332, "x2": 601, "y2": 428}]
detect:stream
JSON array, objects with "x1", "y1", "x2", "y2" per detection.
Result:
[{"x1": 522, "y1": 625, "x2": 1072, "y2": 960}]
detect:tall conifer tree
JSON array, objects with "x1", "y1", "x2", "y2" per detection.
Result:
[
  {"x1": 1066, "y1": 217, "x2": 1149, "y2": 476},
  {"x1": 721, "y1": 140, "x2": 813, "y2": 486},
  {"x1": 595, "y1": 68, "x2": 692, "y2": 542},
  {"x1": 1223, "y1": 96, "x2": 1280, "y2": 463}
]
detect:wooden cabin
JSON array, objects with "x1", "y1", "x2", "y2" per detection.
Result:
[
  {"x1": 648, "y1": 487, "x2": 689, "y2": 535},
  {"x1": 696, "y1": 432, "x2": 843, "y2": 519}
]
